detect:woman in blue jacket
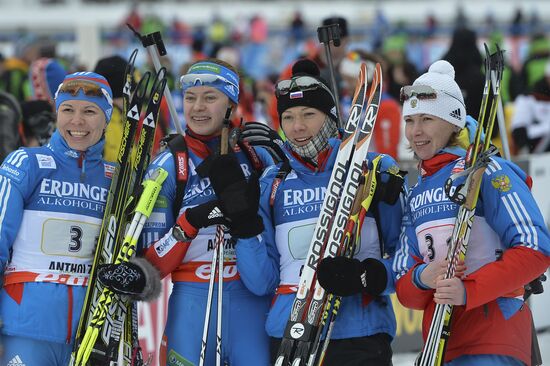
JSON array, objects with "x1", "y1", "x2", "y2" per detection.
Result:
[
  {"x1": 0, "y1": 72, "x2": 114, "y2": 365},
  {"x1": 233, "y1": 59, "x2": 405, "y2": 365}
]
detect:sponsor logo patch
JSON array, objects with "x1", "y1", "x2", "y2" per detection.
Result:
[
  {"x1": 36, "y1": 154, "x2": 56, "y2": 169},
  {"x1": 0, "y1": 163, "x2": 25, "y2": 183},
  {"x1": 104, "y1": 163, "x2": 115, "y2": 178}
]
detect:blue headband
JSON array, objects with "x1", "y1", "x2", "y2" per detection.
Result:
[
  {"x1": 55, "y1": 72, "x2": 113, "y2": 123},
  {"x1": 180, "y1": 62, "x2": 240, "y2": 104}
]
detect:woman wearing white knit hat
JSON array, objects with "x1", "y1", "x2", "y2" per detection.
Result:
[{"x1": 393, "y1": 60, "x2": 550, "y2": 365}]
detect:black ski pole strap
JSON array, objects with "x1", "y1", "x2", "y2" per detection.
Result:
[{"x1": 374, "y1": 168, "x2": 407, "y2": 206}]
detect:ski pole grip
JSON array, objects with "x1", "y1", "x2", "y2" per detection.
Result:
[
  {"x1": 317, "y1": 24, "x2": 341, "y2": 47},
  {"x1": 150, "y1": 31, "x2": 167, "y2": 56},
  {"x1": 136, "y1": 168, "x2": 169, "y2": 217}
]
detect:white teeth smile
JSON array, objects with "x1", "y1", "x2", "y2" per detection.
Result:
[
  {"x1": 295, "y1": 137, "x2": 311, "y2": 143},
  {"x1": 69, "y1": 131, "x2": 89, "y2": 137},
  {"x1": 415, "y1": 141, "x2": 429, "y2": 146},
  {"x1": 192, "y1": 116, "x2": 209, "y2": 121}
]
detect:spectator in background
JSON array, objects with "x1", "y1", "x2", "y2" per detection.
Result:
[
  {"x1": 216, "y1": 45, "x2": 260, "y2": 123},
  {"x1": 0, "y1": 35, "x2": 39, "y2": 103},
  {"x1": 242, "y1": 14, "x2": 269, "y2": 80},
  {"x1": 511, "y1": 60, "x2": 550, "y2": 154},
  {"x1": 509, "y1": 8, "x2": 525, "y2": 37},
  {"x1": 124, "y1": 3, "x2": 142, "y2": 32},
  {"x1": 0, "y1": 91, "x2": 22, "y2": 161},
  {"x1": 29, "y1": 57, "x2": 66, "y2": 107},
  {"x1": 19, "y1": 100, "x2": 56, "y2": 147},
  {"x1": 520, "y1": 33, "x2": 550, "y2": 93},
  {"x1": 94, "y1": 55, "x2": 127, "y2": 162},
  {"x1": 425, "y1": 13, "x2": 438, "y2": 38},
  {"x1": 442, "y1": 27, "x2": 485, "y2": 121},
  {"x1": 208, "y1": 15, "x2": 229, "y2": 57},
  {"x1": 382, "y1": 34, "x2": 418, "y2": 102},
  {"x1": 488, "y1": 32, "x2": 522, "y2": 106},
  {"x1": 289, "y1": 11, "x2": 305, "y2": 43},
  {"x1": 339, "y1": 50, "x2": 402, "y2": 160}
]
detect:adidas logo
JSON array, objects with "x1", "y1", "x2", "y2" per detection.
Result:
[
  {"x1": 8, "y1": 355, "x2": 26, "y2": 366},
  {"x1": 208, "y1": 207, "x2": 224, "y2": 219},
  {"x1": 449, "y1": 108, "x2": 462, "y2": 120}
]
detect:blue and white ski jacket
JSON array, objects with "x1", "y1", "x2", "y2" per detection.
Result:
[
  {"x1": 140, "y1": 134, "x2": 274, "y2": 288},
  {"x1": 236, "y1": 138, "x2": 405, "y2": 340},
  {"x1": 393, "y1": 151, "x2": 550, "y2": 365},
  {"x1": 0, "y1": 131, "x2": 112, "y2": 343}
]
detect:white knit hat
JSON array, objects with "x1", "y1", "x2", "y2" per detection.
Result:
[{"x1": 402, "y1": 60, "x2": 466, "y2": 128}]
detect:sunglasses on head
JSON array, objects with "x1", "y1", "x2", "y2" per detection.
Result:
[
  {"x1": 275, "y1": 76, "x2": 333, "y2": 98},
  {"x1": 400, "y1": 85, "x2": 438, "y2": 102},
  {"x1": 58, "y1": 80, "x2": 107, "y2": 98},
  {"x1": 180, "y1": 73, "x2": 238, "y2": 89}
]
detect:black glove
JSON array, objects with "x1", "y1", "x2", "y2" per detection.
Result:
[
  {"x1": 205, "y1": 154, "x2": 264, "y2": 238},
  {"x1": 241, "y1": 122, "x2": 287, "y2": 163},
  {"x1": 317, "y1": 257, "x2": 388, "y2": 297},
  {"x1": 175, "y1": 200, "x2": 230, "y2": 240},
  {"x1": 97, "y1": 257, "x2": 161, "y2": 302}
]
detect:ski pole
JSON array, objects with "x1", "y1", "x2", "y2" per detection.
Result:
[
  {"x1": 215, "y1": 107, "x2": 232, "y2": 366},
  {"x1": 199, "y1": 107, "x2": 232, "y2": 366},
  {"x1": 127, "y1": 24, "x2": 184, "y2": 136},
  {"x1": 317, "y1": 23, "x2": 343, "y2": 127}
]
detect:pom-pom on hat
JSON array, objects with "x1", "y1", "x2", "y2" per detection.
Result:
[
  {"x1": 402, "y1": 60, "x2": 466, "y2": 128},
  {"x1": 55, "y1": 72, "x2": 113, "y2": 123},
  {"x1": 276, "y1": 59, "x2": 338, "y2": 123}
]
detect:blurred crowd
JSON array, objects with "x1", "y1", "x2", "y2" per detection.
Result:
[{"x1": 2, "y1": 5, "x2": 550, "y2": 163}]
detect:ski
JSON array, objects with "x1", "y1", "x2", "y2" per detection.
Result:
[
  {"x1": 416, "y1": 44, "x2": 504, "y2": 366},
  {"x1": 76, "y1": 166, "x2": 168, "y2": 366},
  {"x1": 111, "y1": 70, "x2": 168, "y2": 366},
  {"x1": 312, "y1": 155, "x2": 383, "y2": 366},
  {"x1": 290, "y1": 63, "x2": 383, "y2": 366},
  {"x1": 70, "y1": 51, "x2": 167, "y2": 365},
  {"x1": 275, "y1": 62, "x2": 383, "y2": 366}
]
